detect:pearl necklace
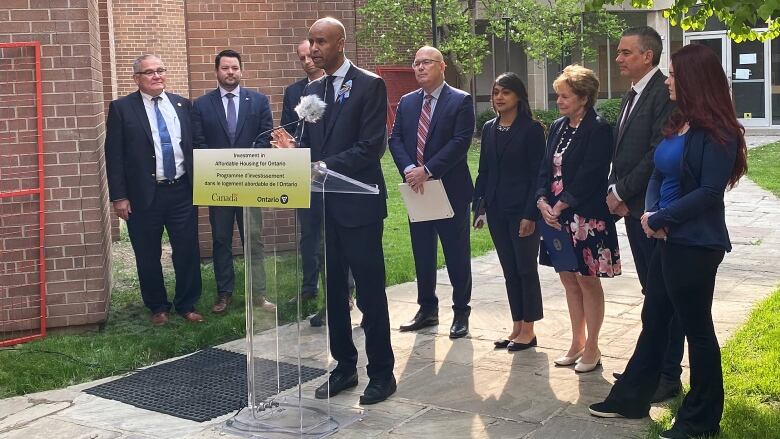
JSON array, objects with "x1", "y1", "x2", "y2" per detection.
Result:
[{"x1": 554, "y1": 118, "x2": 581, "y2": 156}]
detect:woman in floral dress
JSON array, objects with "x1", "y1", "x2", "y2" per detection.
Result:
[{"x1": 535, "y1": 65, "x2": 620, "y2": 373}]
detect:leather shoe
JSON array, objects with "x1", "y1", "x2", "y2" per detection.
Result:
[
  {"x1": 399, "y1": 310, "x2": 438, "y2": 332},
  {"x1": 359, "y1": 376, "x2": 397, "y2": 405},
  {"x1": 494, "y1": 339, "x2": 511, "y2": 349},
  {"x1": 309, "y1": 309, "x2": 324, "y2": 327},
  {"x1": 659, "y1": 426, "x2": 719, "y2": 439},
  {"x1": 507, "y1": 336, "x2": 537, "y2": 351},
  {"x1": 254, "y1": 296, "x2": 277, "y2": 311},
  {"x1": 651, "y1": 377, "x2": 683, "y2": 403},
  {"x1": 182, "y1": 311, "x2": 204, "y2": 323},
  {"x1": 150, "y1": 311, "x2": 168, "y2": 326},
  {"x1": 290, "y1": 290, "x2": 316, "y2": 304},
  {"x1": 212, "y1": 294, "x2": 232, "y2": 314},
  {"x1": 589, "y1": 400, "x2": 647, "y2": 419},
  {"x1": 315, "y1": 370, "x2": 358, "y2": 399},
  {"x1": 449, "y1": 315, "x2": 469, "y2": 339}
]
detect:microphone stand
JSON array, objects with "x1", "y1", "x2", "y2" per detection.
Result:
[{"x1": 251, "y1": 118, "x2": 303, "y2": 147}]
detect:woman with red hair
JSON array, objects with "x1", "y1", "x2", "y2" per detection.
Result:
[{"x1": 589, "y1": 43, "x2": 747, "y2": 439}]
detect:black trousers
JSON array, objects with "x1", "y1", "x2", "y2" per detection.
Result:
[
  {"x1": 297, "y1": 196, "x2": 354, "y2": 296},
  {"x1": 409, "y1": 203, "x2": 472, "y2": 315},
  {"x1": 208, "y1": 206, "x2": 266, "y2": 297},
  {"x1": 605, "y1": 241, "x2": 725, "y2": 434},
  {"x1": 126, "y1": 181, "x2": 202, "y2": 315},
  {"x1": 626, "y1": 215, "x2": 684, "y2": 381},
  {"x1": 325, "y1": 219, "x2": 394, "y2": 380},
  {"x1": 486, "y1": 206, "x2": 543, "y2": 322}
]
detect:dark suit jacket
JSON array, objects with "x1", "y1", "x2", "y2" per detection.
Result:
[
  {"x1": 388, "y1": 83, "x2": 475, "y2": 208},
  {"x1": 191, "y1": 87, "x2": 273, "y2": 149},
  {"x1": 610, "y1": 69, "x2": 675, "y2": 218},
  {"x1": 105, "y1": 90, "x2": 194, "y2": 211},
  {"x1": 280, "y1": 77, "x2": 308, "y2": 135},
  {"x1": 645, "y1": 128, "x2": 737, "y2": 252},
  {"x1": 536, "y1": 108, "x2": 614, "y2": 220},
  {"x1": 299, "y1": 63, "x2": 388, "y2": 227},
  {"x1": 474, "y1": 115, "x2": 545, "y2": 221}
]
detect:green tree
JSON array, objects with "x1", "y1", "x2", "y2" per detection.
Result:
[
  {"x1": 357, "y1": 0, "x2": 488, "y2": 86},
  {"x1": 586, "y1": 0, "x2": 780, "y2": 42},
  {"x1": 484, "y1": 0, "x2": 624, "y2": 66}
]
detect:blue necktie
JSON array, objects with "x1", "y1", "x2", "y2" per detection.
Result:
[
  {"x1": 153, "y1": 96, "x2": 176, "y2": 180},
  {"x1": 225, "y1": 92, "x2": 237, "y2": 144}
]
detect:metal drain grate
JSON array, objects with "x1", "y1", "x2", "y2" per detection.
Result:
[{"x1": 84, "y1": 347, "x2": 327, "y2": 422}]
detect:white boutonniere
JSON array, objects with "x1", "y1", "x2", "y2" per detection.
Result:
[{"x1": 337, "y1": 80, "x2": 352, "y2": 104}]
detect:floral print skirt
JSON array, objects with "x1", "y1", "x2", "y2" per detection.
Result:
[{"x1": 540, "y1": 213, "x2": 621, "y2": 277}]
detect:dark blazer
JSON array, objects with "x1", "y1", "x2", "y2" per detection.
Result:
[
  {"x1": 281, "y1": 77, "x2": 308, "y2": 135},
  {"x1": 610, "y1": 69, "x2": 676, "y2": 217},
  {"x1": 474, "y1": 115, "x2": 545, "y2": 221},
  {"x1": 536, "y1": 108, "x2": 614, "y2": 220},
  {"x1": 105, "y1": 91, "x2": 194, "y2": 211},
  {"x1": 300, "y1": 64, "x2": 388, "y2": 227},
  {"x1": 191, "y1": 87, "x2": 273, "y2": 149},
  {"x1": 645, "y1": 128, "x2": 737, "y2": 252},
  {"x1": 388, "y1": 83, "x2": 476, "y2": 208}
]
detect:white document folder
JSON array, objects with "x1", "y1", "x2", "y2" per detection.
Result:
[{"x1": 398, "y1": 180, "x2": 454, "y2": 222}]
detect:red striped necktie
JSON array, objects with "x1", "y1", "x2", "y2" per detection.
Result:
[{"x1": 416, "y1": 94, "x2": 433, "y2": 166}]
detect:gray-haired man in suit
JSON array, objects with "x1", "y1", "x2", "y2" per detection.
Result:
[{"x1": 607, "y1": 26, "x2": 681, "y2": 402}]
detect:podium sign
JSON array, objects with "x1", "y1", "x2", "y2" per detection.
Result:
[{"x1": 192, "y1": 148, "x2": 311, "y2": 208}]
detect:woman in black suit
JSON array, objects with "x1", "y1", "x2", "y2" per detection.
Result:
[
  {"x1": 535, "y1": 65, "x2": 621, "y2": 373},
  {"x1": 473, "y1": 72, "x2": 546, "y2": 351},
  {"x1": 590, "y1": 44, "x2": 748, "y2": 439}
]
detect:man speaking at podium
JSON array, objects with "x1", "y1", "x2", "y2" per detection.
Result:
[{"x1": 272, "y1": 17, "x2": 396, "y2": 405}]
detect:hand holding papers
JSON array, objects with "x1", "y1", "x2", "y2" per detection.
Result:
[{"x1": 398, "y1": 180, "x2": 454, "y2": 223}]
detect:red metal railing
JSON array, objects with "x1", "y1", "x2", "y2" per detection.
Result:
[{"x1": 0, "y1": 41, "x2": 47, "y2": 347}]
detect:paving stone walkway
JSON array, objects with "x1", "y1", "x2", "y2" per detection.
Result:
[{"x1": 2, "y1": 139, "x2": 779, "y2": 439}]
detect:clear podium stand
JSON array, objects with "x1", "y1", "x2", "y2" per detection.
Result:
[{"x1": 224, "y1": 163, "x2": 379, "y2": 438}]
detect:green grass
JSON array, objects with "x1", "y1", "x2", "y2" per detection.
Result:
[
  {"x1": 646, "y1": 290, "x2": 780, "y2": 439},
  {"x1": 747, "y1": 141, "x2": 780, "y2": 197},
  {"x1": 644, "y1": 141, "x2": 780, "y2": 438},
  {"x1": 0, "y1": 142, "x2": 495, "y2": 398}
]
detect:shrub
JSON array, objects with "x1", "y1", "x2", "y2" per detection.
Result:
[
  {"x1": 596, "y1": 98, "x2": 623, "y2": 126},
  {"x1": 476, "y1": 108, "x2": 495, "y2": 134},
  {"x1": 532, "y1": 109, "x2": 560, "y2": 127}
]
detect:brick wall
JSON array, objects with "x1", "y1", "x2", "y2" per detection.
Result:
[
  {"x1": 0, "y1": 0, "x2": 113, "y2": 331},
  {"x1": 111, "y1": 0, "x2": 189, "y2": 97}
]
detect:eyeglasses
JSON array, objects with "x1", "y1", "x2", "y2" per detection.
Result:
[
  {"x1": 135, "y1": 68, "x2": 167, "y2": 77},
  {"x1": 412, "y1": 59, "x2": 441, "y2": 68}
]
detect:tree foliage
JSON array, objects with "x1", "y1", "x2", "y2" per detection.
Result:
[
  {"x1": 485, "y1": 0, "x2": 624, "y2": 64},
  {"x1": 586, "y1": 0, "x2": 780, "y2": 42},
  {"x1": 357, "y1": 0, "x2": 487, "y2": 83}
]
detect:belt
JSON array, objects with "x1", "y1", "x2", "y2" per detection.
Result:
[{"x1": 156, "y1": 175, "x2": 187, "y2": 186}]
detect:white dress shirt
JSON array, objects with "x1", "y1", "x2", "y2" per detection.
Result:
[{"x1": 140, "y1": 91, "x2": 185, "y2": 180}]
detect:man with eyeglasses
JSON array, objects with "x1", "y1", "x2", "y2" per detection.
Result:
[
  {"x1": 105, "y1": 54, "x2": 203, "y2": 325},
  {"x1": 191, "y1": 49, "x2": 276, "y2": 315},
  {"x1": 389, "y1": 45, "x2": 475, "y2": 339}
]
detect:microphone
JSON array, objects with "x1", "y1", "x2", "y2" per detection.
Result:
[{"x1": 252, "y1": 95, "x2": 327, "y2": 147}]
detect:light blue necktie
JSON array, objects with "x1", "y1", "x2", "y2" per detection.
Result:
[
  {"x1": 153, "y1": 96, "x2": 176, "y2": 180},
  {"x1": 225, "y1": 92, "x2": 237, "y2": 145}
]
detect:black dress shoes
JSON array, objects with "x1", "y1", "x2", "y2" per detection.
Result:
[
  {"x1": 399, "y1": 311, "x2": 439, "y2": 332},
  {"x1": 314, "y1": 370, "x2": 358, "y2": 399},
  {"x1": 588, "y1": 400, "x2": 647, "y2": 419},
  {"x1": 507, "y1": 336, "x2": 537, "y2": 351},
  {"x1": 449, "y1": 315, "x2": 469, "y2": 339},
  {"x1": 494, "y1": 339, "x2": 511, "y2": 348},
  {"x1": 359, "y1": 376, "x2": 397, "y2": 405},
  {"x1": 651, "y1": 377, "x2": 683, "y2": 403}
]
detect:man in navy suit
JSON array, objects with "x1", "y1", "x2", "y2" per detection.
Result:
[
  {"x1": 388, "y1": 46, "x2": 476, "y2": 339},
  {"x1": 272, "y1": 17, "x2": 396, "y2": 405},
  {"x1": 105, "y1": 54, "x2": 203, "y2": 325},
  {"x1": 191, "y1": 49, "x2": 276, "y2": 314}
]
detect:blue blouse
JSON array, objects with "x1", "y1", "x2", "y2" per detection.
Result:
[{"x1": 653, "y1": 133, "x2": 686, "y2": 209}]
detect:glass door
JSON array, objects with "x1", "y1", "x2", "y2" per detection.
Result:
[
  {"x1": 730, "y1": 38, "x2": 770, "y2": 126},
  {"x1": 684, "y1": 32, "x2": 771, "y2": 126}
]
